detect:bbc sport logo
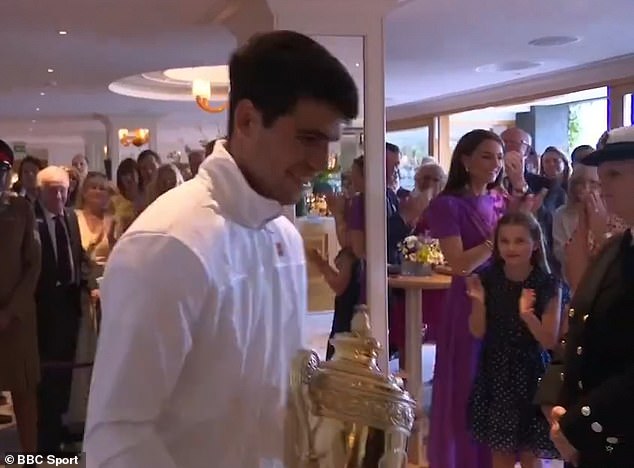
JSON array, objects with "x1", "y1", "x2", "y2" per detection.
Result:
[{"x1": 4, "y1": 452, "x2": 82, "y2": 466}]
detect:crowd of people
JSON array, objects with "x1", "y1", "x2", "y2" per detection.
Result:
[
  {"x1": 0, "y1": 27, "x2": 631, "y2": 468},
  {"x1": 0, "y1": 141, "x2": 208, "y2": 460},
  {"x1": 316, "y1": 126, "x2": 634, "y2": 468}
]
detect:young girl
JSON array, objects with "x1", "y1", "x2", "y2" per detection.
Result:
[
  {"x1": 466, "y1": 212, "x2": 561, "y2": 468},
  {"x1": 307, "y1": 247, "x2": 360, "y2": 360}
]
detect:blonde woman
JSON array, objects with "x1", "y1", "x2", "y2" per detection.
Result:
[
  {"x1": 552, "y1": 165, "x2": 627, "y2": 290},
  {"x1": 65, "y1": 171, "x2": 113, "y2": 430}
]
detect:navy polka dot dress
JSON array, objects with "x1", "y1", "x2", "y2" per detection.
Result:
[{"x1": 467, "y1": 263, "x2": 560, "y2": 459}]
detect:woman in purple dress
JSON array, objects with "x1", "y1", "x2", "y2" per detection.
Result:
[{"x1": 425, "y1": 130, "x2": 507, "y2": 468}]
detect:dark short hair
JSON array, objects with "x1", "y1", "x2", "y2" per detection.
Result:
[
  {"x1": 570, "y1": 144, "x2": 594, "y2": 163},
  {"x1": 227, "y1": 30, "x2": 358, "y2": 137},
  {"x1": 116, "y1": 158, "x2": 139, "y2": 193},
  {"x1": 0, "y1": 139, "x2": 14, "y2": 166},
  {"x1": 386, "y1": 142, "x2": 400, "y2": 154},
  {"x1": 19, "y1": 155, "x2": 43, "y2": 176},
  {"x1": 137, "y1": 149, "x2": 160, "y2": 164}
]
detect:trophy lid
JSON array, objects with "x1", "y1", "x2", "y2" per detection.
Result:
[{"x1": 308, "y1": 306, "x2": 416, "y2": 432}]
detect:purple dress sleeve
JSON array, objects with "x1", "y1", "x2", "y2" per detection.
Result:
[
  {"x1": 424, "y1": 195, "x2": 461, "y2": 239},
  {"x1": 347, "y1": 193, "x2": 365, "y2": 231}
]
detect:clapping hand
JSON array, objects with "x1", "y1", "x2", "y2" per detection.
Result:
[
  {"x1": 550, "y1": 406, "x2": 579, "y2": 465},
  {"x1": 399, "y1": 194, "x2": 427, "y2": 226},
  {"x1": 504, "y1": 151, "x2": 525, "y2": 187},
  {"x1": 585, "y1": 191, "x2": 609, "y2": 240},
  {"x1": 519, "y1": 288, "x2": 536, "y2": 320},
  {"x1": 465, "y1": 275, "x2": 485, "y2": 304}
]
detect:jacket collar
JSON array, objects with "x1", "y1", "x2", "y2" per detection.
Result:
[{"x1": 196, "y1": 140, "x2": 283, "y2": 229}]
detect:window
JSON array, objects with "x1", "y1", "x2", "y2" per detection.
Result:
[{"x1": 386, "y1": 127, "x2": 430, "y2": 190}]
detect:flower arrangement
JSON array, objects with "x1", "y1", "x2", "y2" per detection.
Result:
[{"x1": 398, "y1": 235, "x2": 445, "y2": 265}]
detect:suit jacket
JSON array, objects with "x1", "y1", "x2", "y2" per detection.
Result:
[
  {"x1": 386, "y1": 189, "x2": 411, "y2": 265},
  {"x1": 0, "y1": 194, "x2": 41, "y2": 389},
  {"x1": 34, "y1": 202, "x2": 97, "y2": 362},
  {"x1": 548, "y1": 232, "x2": 634, "y2": 467}
]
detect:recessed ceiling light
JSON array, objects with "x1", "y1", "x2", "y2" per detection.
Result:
[
  {"x1": 476, "y1": 61, "x2": 542, "y2": 73},
  {"x1": 31, "y1": 119, "x2": 36, "y2": 123},
  {"x1": 47, "y1": 68, "x2": 54, "y2": 73},
  {"x1": 355, "y1": 63, "x2": 360, "y2": 67},
  {"x1": 40, "y1": 92, "x2": 46, "y2": 96},
  {"x1": 529, "y1": 35, "x2": 580, "y2": 47},
  {"x1": 36, "y1": 107, "x2": 40, "y2": 111},
  {"x1": 58, "y1": 30, "x2": 68, "y2": 35}
]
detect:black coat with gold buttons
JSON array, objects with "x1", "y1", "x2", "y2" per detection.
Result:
[{"x1": 553, "y1": 232, "x2": 634, "y2": 467}]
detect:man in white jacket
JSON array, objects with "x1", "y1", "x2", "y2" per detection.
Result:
[{"x1": 84, "y1": 30, "x2": 358, "y2": 468}]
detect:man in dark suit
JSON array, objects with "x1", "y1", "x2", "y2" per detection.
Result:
[
  {"x1": 33, "y1": 165, "x2": 97, "y2": 454},
  {"x1": 547, "y1": 126, "x2": 634, "y2": 467}
]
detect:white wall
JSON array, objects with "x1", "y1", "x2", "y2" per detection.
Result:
[{"x1": 9, "y1": 140, "x2": 84, "y2": 166}]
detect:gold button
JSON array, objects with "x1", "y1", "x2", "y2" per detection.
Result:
[
  {"x1": 581, "y1": 406, "x2": 591, "y2": 416},
  {"x1": 591, "y1": 421, "x2": 603, "y2": 433},
  {"x1": 577, "y1": 346, "x2": 583, "y2": 355},
  {"x1": 583, "y1": 314, "x2": 589, "y2": 322},
  {"x1": 606, "y1": 436, "x2": 619, "y2": 444},
  {"x1": 560, "y1": 372, "x2": 565, "y2": 381},
  {"x1": 568, "y1": 308, "x2": 575, "y2": 318},
  {"x1": 578, "y1": 380, "x2": 584, "y2": 390}
]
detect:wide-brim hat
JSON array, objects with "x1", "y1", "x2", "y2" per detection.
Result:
[
  {"x1": 0, "y1": 139, "x2": 14, "y2": 170},
  {"x1": 582, "y1": 125, "x2": 634, "y2": 166}
]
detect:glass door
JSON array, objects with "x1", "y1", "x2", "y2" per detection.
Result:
[{"x1": 387, "y1": 125, "x2": 432, "y2": 190}]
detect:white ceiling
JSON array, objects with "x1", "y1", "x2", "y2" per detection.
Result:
[
  {"x1": 0, "y1": 0, "x2": 633, "y2": 142},
  {"x1": 385, "y1": 0, "x2": 634, "y2": 105}
]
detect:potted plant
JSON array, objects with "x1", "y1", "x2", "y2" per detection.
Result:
[{"x1": 397, "y1": 235, "x2": 444, "y2": 276}]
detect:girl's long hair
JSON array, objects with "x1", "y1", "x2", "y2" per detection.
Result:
[{"x1": 492, "y1": 211, "x2": 551, "y2": 274}]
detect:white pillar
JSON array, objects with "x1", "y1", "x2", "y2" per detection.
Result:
[
  {"x1": 362, "y1": 17, "x2": 389, "y2": 372},
  {"x1": 216, "y1": 0, "x2": 396, "y2": 372},
  {"x1": 83, "y1": 130, "x2": 108, "y2": 173}
]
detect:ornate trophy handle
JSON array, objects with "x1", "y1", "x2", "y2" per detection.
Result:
[{"x1": 290, "y1": 349, "x2": 320, "y2": 467}]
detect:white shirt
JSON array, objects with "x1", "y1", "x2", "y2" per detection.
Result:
[
  {"x1": 84, "y1": 141, "x2": 307, "y2": 468},
  {"x1": 552, "y1": 205, "x2": 579, "y2": 268}
]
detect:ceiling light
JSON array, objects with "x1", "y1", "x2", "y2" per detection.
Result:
[
  {"x1": 36, "y1": 107, "x2": 40, "y2": 111},
  {"x1": 476, "y1": 61, "x2": 542, "y2": 73},
  {"x1": 192, "y1": 79, "x2": 227, "y2": 114},
  {"x1": 40, "y1": 92, "x2": 46, "y2": 96},
  {"x1": 58, "y1": 30, "x2": 68, "y2": 35},
  {"x1": 47, "y1": 68, "x2": 54, "y2": 73},
  {"x1": 31, "y1": 120, "x2": 36, "y2": 123},
  {"x1": 529, "y1": 35, "x2": 580, "y2": 47},
  {"x1": 355, "y1": 63, "x2": 360, "y2": 67}
]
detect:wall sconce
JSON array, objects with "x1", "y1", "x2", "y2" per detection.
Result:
[
  {"x1": 192, "y1": 79, "x2": 227, "y2": 114},
  {"x1": 118, "y1": 128, "x2": 150, "y2": 147}
]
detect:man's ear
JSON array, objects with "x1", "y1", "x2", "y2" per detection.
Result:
[{"x1": 233, "y1": 99, "x2": 261, "y2": 138}]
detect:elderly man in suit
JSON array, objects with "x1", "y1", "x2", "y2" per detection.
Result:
[
  {"x1": 546, "y1": 126, "x2": 634, "y2": 467},
  {"x1": 0, "y1": 140, "x2": 41, "y2": 452},
  {"x1": 33, "y1": 165, "x2": 98, "y2": 454}
]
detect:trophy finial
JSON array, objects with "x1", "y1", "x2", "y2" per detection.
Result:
[{"x1": 350, "y1": 305, "x2": 371, "y2": 337}]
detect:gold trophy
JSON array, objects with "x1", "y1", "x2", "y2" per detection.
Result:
[{"x1": 291, "y1": 306, "x2": 416, "y2": 467}]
